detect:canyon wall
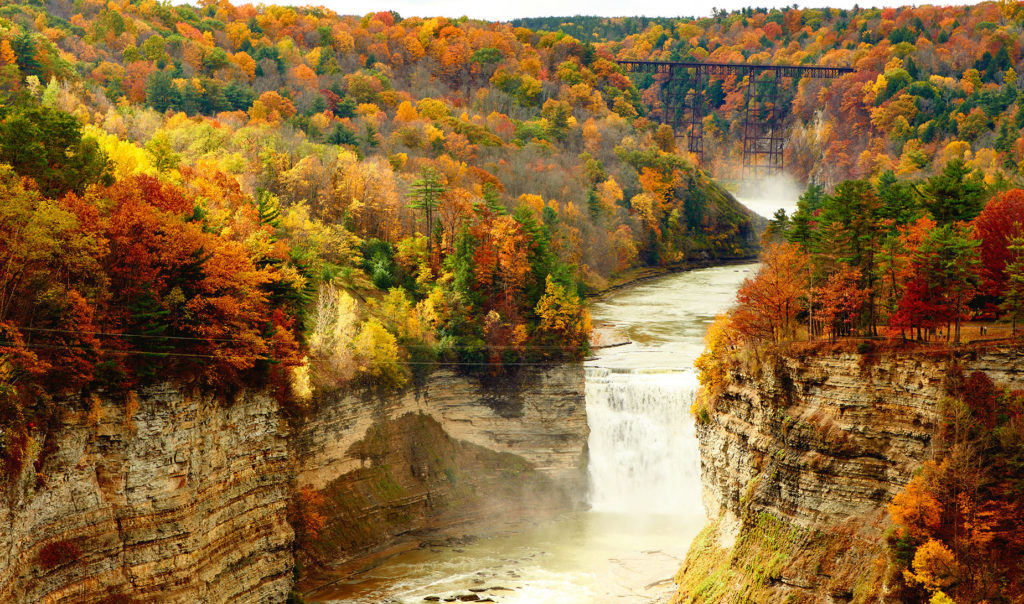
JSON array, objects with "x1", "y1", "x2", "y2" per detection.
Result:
[
  {"x1": 0, "y1": 386, "x2": 294, "y2": 604},
  {"x1": 674, "y1": 345, "x2": 1024, "y2": 603},
  {"x1": 0, "y1": 366, "x2": 587, "y2": 603},
  {"x1": 292, "y1": 367, "x2": 589, "y2": 596}
]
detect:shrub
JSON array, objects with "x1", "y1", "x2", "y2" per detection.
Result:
[{"x1": 292, "y1": 486, "x2": 327, "y2": 542}]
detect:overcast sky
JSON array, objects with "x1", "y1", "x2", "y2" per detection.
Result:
[{"x1": 283, "y1": 0, "x2": 978, "y2": 22}]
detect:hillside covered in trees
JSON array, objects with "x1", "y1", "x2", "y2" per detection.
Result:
[
  {"x1": 526, "y1": 3, "x2": 1024, "y2": 186},
  {"x1": 0, "y1": 0, "x2": 768, "y2": 480}
]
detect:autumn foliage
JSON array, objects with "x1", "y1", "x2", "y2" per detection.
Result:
[
  {"x1": 731, "y1": 242, "x2": 808, "y2": 343},
  {"x1": 292, "y1": 486, "x2": 328, "y2": 542},
  {"x1": 886, "y1": 370, "x2": 1024, "y2": 603}
]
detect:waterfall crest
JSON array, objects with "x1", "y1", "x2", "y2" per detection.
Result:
[{"x1": 585, "y1": 367, "x2": 703, "y2": 517}]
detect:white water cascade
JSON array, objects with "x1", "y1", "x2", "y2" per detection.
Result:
[{"x1": 585, "y1": 368, "x2": 703, "y2": 517}]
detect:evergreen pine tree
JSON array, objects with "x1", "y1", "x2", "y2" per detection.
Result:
[{"x1": 408, "y1": 167, "x2": 445, "y2": 255}]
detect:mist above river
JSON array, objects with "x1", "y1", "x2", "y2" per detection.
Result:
[{"x1": 731, "y1": 174, "x2": 803, "y2": 219}]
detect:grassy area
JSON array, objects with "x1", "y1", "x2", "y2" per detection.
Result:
[{"x1": 673, "y1": 512, "x2": 888, "y2": 604}]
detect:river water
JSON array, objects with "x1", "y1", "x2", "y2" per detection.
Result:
[{"x1": 319, "y1": 263, "x2": 758, "y2": 603}]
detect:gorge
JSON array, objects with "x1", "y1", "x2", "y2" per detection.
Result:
[
  {"x1": 2, "y1": 0, "x2": 1024, "y2": 600},
  {"x1": 0, "y1": 366, "x2": 589, "y2": 603},
  {"x1": 5, "y1": 208, "x2": 1023, "y2": 603},
  {"x1": 0, "y1": 261, "x2": 757, "y2": 604},
  {"x1": 314, "y1": 263, "x2": 760, "y2": 602}
]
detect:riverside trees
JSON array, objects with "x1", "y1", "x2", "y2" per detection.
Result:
[
  {"x1": 727, "y1": 171, "x2": 1024, "y2": 347},
  {"x1": 0, "y1": 94, "x2": 598, "y2": 480},
  {"x1": 718, "y1": 180, "x2": 1024, "y2": 604}
]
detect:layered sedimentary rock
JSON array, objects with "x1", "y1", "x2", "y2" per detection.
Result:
[
  {"x1": 292, "y1": 367, "x2": 589, "y2": 589},
  {"x1": 0, "y1": 366, "x2": 587, "y2": 603},
  {"x1": 294, "y1": 368, "x2": 588, "y2": 493},
  {"x1": 675, "y1": 346, "x2": 1024, "y2": 602},
  {"x1": 0, "y1": 386, "x2": 294, "y2": 604}
]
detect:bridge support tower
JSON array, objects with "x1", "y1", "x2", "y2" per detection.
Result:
[{"x1": 618, "y1": 60, "x2": 853, "y2": 179}]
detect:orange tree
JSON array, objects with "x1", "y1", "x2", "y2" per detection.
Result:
[
  {"x1": 731, "y1": 242, "x2": 809, "y2": 344},
  {"x1": 887, "y1": 370, "x2": 1024, "y2": 603}
]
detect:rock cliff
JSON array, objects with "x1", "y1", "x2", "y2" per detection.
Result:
[
  {"x1": 0, "y1": 386, "x2": 294, "y2": 604},
  {"x1": 674, "y1": 345, "x2": 1024, "y2": 602},
  {"x1": 292, "y1": 368, "x2": 589, "y2": 597},
  {"x1": 0, "y1": 366, "x2": 587, "y2": 603}
]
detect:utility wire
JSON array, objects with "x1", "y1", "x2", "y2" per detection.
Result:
[
  {"x1": 9, "y1": 326, "x2": 592, "y2": 350},
  {"x1": 0, "y1": 341, "x2": 584, "y2": 366}
]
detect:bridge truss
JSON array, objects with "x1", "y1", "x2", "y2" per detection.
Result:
[{"x1": 617, "y1": 60, "x2": 854, "y2": 178}]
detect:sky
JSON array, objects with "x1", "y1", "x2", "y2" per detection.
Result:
[{"x1": 280, "y1": 0, "x2": 982, "y2": 22}]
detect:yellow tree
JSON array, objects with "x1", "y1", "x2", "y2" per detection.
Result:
[{"x1": 535, "y1": 275, "x2": 592, "y2": 359}]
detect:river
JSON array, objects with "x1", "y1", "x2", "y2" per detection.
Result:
[{"x1": 319, "y1": 262, "x2": 758, "y2": 603}]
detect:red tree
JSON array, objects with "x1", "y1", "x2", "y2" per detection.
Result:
[{"x1": 972, "y1": 189, "x2": 1024, "y2": 315}]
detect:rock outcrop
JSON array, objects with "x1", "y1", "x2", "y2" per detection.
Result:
[
  {"x1": 293, "y1": 367, "x2": 589, "y2": 595},
  {"x1": 675, "y1": 345, "x2": 1024, "y2": 602},
  {"x1": 0, "y1": 366, "x2": 587, "y2": 603},
  {"x1": 0, "y1": 387, "x2": 294, "y2": 604}
]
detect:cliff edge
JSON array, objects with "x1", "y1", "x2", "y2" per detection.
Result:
[
  {"x1": 674, "y1": 344, "x2": 1024, "y2": 602},
  {"x1": 0, "y1": 366, "x2": 587, "y2": 603}
]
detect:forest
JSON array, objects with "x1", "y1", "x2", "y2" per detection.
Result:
[
  {"x1": 0, "y1": 0, "x2": 769, "y2": 482},
  {"x1": 521, "y1": 3, "x2": 1024, "y2": 185},
  {"x1": 0, "y1": 0, "x2": 1021, "y2": 600}
]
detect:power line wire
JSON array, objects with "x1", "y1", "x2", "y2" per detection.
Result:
[
  {"x1": 11, "y1": 326, "x2": 593, "y2": 350},
  {"x1": 0, "y1": 341, "x2": 584, "y2": 366}
]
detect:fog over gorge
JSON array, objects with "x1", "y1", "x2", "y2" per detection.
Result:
[{"x1": 733, "y1": 174, "x2": 804, "y2": 219}]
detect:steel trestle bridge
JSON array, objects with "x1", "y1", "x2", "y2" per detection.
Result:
[{"x1": 617, "y1": 60, "x2": 854, "y2": 177}]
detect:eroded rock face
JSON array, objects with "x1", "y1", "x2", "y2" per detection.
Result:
[
  {"x1": 682, "y1": 346, "x2": 1024, "y2": 600},
  {"x1": 0, "y1": 366, "x2": 588, "y2": 603},
  {"x1": 293, "y1": 368, "x2": 588, "y2": 494},
  {"x1": 292, "y1": 367, "x2": 589, "y2": 584},
  {"x1": 0, "y1": 386, "x2": 294, "y2": 604}
]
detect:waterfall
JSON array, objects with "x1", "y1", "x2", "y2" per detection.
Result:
[{"x1": 585, "y1": 366, "x2": 704, "y2": 517}]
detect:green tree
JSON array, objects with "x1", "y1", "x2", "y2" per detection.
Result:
[
  {"x1": 541, "y1": 99, "x2": 571, "y2": 141},
  {"x1": 145, "y1": 70, "x2": 181, "y2": 112},
  {"x1": 203, "y1": 47, "x2": 230, "y2": 72},
  {"x1": 255, "y1": 189, "x2": 282, "y2": 228},
  {"x1": 816, "y1": 180, "x2": 885, "y2": 330},
  {"x1": 11, "y1": 32, "x2": 41, "y2": 78},
  {"x1": 326, "y1": 123, "x2": 358, "y2": 146},
  {"x1": 919, "y1": 223, "x2": 981, "y2": 343},
  {"x1": 408, "y1": 167, "x2": 445, "y2": 255},
  {"x1": 471, "y1": 47, "x2": 503, "y2": 65},
  {"x1": 787, "y1": 183, "x2": 828, "y2": 248},
  {"x1": 917, "y1": 159, "x2": 989, "y2": 224},
  {"x1": 224, "y1": 81, "x2": 255, "y2": 111},
  {"x1": 0, "y1": 106, "x2": 113, "y2": 198},
  {"x1": 876, "y1": 170, "x2": 921, "y2": 228},
  {"x1": 140, "y1": 34, "x2": 167, "y2": 62},
  {"x1": 1001, "y1": 232, "x2": 1024, "y2": 333},
  {"x1": 763, "y1": 208, "x2": 789, "y2": 243}
]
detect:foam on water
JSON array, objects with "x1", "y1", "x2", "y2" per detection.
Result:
[{"x1": 585, "y1": 370, "x2": 702, "y2": 517}]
